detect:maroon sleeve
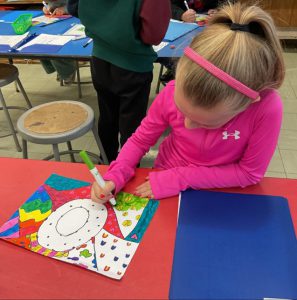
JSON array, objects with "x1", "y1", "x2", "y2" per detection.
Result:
[{"x1": 139, "y1": 0, "x2": 171, "y2": 45}]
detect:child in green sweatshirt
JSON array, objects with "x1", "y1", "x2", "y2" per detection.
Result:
[{"x1": 78, "y1": 0, "x2": 171, "y2": 162}]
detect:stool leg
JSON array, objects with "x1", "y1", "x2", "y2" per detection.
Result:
[
  {"x1": 0, "y1": 89, "x2": 22, "y2": 152},
  {"x1": 66, "y1": 141, "x2": 76, "y2": 162},
  {"x1": 8, "y1": 58, "x2": 19, "y2": 93},
  {"x1": 76, "y1": 60, "x2": 82, "y2": 99},
  {"x1": 155, "y1": 64, "x2": 164, "y2": 94},
  {"x1": 52, "y1": 144, "x2": 61, "y2": 161},
  {"x1": 22, "y1": 139, "x2": 28, "y2": 159},
  {"x1": 15, "y1": 78, "x2": 32, "y2": 109},
  {"x1": 91, "y1": 124, "x2": 108, "y2": 164}
]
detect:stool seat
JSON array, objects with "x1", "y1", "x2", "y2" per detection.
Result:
[
  {"x1": 0, "y1": 63, "x2": 19, "y2": 87},
  {"x1": 17, "y1": 101, "x2": 94, "y2": 144},
  {"x1": 17, "y1": 100, "x2": 108, "y2": 163}
]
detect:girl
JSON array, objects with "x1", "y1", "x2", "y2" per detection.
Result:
[{"x1": 91, "y1": 2, "x2": 285, "y2": 202}]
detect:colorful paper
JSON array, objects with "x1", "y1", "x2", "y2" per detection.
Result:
[{"x1": 0, "y1": 174, "x2": 158, "y2": 280}]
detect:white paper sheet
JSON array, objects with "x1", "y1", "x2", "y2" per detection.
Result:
[
  {"x1": 153, "y1": 41, "x2": 168, "y2": 52},
  {"x1": 17, "y1": 34, "x2": 74, "y2": 50},
  {"x1": 63, "y1": 24, "x2": 86, "y2": 40},
  {"x1": 0, "y1": 33, "x2": 29, "y2": 47},
  {"x1": 32, "y1": 15, "x2": 59, "y2": 24}
]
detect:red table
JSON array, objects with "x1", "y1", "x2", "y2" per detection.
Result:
[{"x1": 0, "y1": 157, "x2": 296, "y2": 299}]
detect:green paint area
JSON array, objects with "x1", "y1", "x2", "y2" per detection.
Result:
[
  {"x1": 80, "y1": 249, "x2": 92, "y2": 258},
  {"x1": 126, "y1": 200, "x2": 159, "y2": 243},
  {"x1": 115, "y1": 192, "x2": 149, "y2": 211},
  {"x1": 21, "y1": 199, "x2": 52, "y2": 214}
]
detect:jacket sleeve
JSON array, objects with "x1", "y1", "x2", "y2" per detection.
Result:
[
  {"x1": 103, "y1": 87, "x2": 171, "y2": 193},
  {"x1": 149, "y1": 95, "x2": 283, "y2": 199},
  {"x1": 139, "y1": 0, "x2": 171, "y2": 45},
  {"x1": 66, "y1": 0, "x2": 79, "y2": 17}
]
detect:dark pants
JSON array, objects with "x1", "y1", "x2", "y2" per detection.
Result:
[{"x1": 91, "y1": 57, "x2": 153, "y2": 162}]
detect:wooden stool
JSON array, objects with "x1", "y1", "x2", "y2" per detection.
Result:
[
  {"x1": 0, "y1": 63, "x2": 32, "y2": 151},
  {"x1": 17, "y1": 100, "x2": 108, "y2": 164}
]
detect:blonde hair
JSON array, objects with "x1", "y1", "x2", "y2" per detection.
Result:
[{"x1": 175, "y1": 1, "x2": 285, "y2": 111}]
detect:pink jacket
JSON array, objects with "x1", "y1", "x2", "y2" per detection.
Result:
[{"x1": 104, "y1": 81, "x2": 283, "y2": 199}]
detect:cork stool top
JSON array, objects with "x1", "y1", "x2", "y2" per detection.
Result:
[
  {"x1": 0, "y1": 63, "x2": 19, "y2": 87},
  {"x1": 24, "y1": 102, "x2": 88, "y2": 134},
  {"x1": 17, "y1": 101, "x2": 94, "y2": 144}
]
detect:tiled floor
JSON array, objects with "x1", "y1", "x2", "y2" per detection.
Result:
[{"x1": 1, "y1": 49, "x2": 297, "y2": 179}]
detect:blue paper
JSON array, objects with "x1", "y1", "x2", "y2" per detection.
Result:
[
  {"x1": 18, "y1": 44, "x2": 63, "y2": 54},
  {"x1": 164, "y1": 21, "x2": 198, "y2": 42},
  {"x1": 170, "y1": 190, "x2": 297, "y2": 299},
  {"x1": 0, "y1": 45, "x2": 11, "y2": 53}
]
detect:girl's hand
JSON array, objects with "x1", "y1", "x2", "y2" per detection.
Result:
[
  {"x1": 135, "y1": 177, "x2": 154, "y2": 199},
  {"x1": 91, "y1": 180, "x2": 115, "y2": 204},
  {"x1": 52, "y1": 7, "x2": 67, "y2": 16},
  {"x1": 181, "y1": 9, "x2": 196, "y2": 23}
]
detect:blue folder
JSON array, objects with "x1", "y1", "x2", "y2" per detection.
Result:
[
  {"x1": 170, "y1": 190, "x2": 297, "y2": 299},
  {"x1": 164, "y1": 21, "x2": 198, "y2": 42}
]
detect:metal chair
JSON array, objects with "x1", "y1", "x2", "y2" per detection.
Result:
[{"x1": 0, "y1": 63, "x2": 32, "y2": 152}]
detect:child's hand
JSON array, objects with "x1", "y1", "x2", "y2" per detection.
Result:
[
  {"x1": 43, "y1": 6, "x2": 51, "y2": 15},
  {"x1": 134, "y1": 177, "x2": 154, "y2": 199},
  {"x1": 52, "y1": 7, "x2": 67, "y2": 16},
  {"x1": 91, "y1": 180, "x2": 115, "y2": 204},
  {"x1": 181, "y1": 9, "x2": 196, "y2": 23}
]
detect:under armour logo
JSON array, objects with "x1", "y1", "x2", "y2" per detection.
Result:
[{"x1": 222, "y1": 130, "x2": 240, "y2": 140}]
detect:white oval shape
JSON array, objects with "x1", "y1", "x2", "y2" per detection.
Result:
[
  {"x1": 56, "y1": 207, "x2": 89, "y2": 236},
  {"x1": 38, "y1": 199, "x2": 108, "y2": 251}
]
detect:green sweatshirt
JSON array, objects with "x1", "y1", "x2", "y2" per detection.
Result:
[{"x1": 78, "y1": 0, "x2": 158, "y2": 72}]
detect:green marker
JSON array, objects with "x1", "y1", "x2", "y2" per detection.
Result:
[{"x1": 79, "y1": 150, "x2": 116, "y2": 205}]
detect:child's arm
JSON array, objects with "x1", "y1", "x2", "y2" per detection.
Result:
[
  {"x1": 148, "y1": 95, "x2": 283, "y2": 199},
  {"x1": 139, "y1": 0, "x2": 171, "y2": 45},
  {"x1": 102, "y1": 86, "x2": 172, "y2": 194}
]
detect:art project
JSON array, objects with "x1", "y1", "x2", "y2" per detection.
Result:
[{"x1": 0, "y1": 174, "x2": 158, "y2": 280}]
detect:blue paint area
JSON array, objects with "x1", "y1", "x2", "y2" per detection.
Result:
[
  {"x1": 0, "y1": 223, "x2": 19, "y2": 237},
  {"x1": 45, "y1": 174, "x2": 90, "y2": 191},
  {"x1": 92, "y1": 256, "x2": 97, "y2": 269},
  {"x1": 10, "y1": 210, "x2": 19, "y2": 220},
  {"x1": 25, "y1": 186, "x2": 51, "y2": 204},
  {"x1": 67, "y1": 257, "x2": 79, "y2": 261},
  {"x1": 125, "y1": 199, "x2": 159, "y2": 243}
]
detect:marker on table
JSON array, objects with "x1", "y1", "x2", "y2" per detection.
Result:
[
  {"x1": 79, "y1": 150, "x2": 116, "y2": 205},
  {"x1": 184, "y1": 0, "x2": 190, "y2": 10},
  {"x1": 82, "y1": 38, "x2": 92, "y2": 48},
  {"x1": 42, "y1": 1, "x2": 52, "y2": 15}
]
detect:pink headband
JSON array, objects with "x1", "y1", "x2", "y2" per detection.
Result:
[{"x1": 184, "y1": 47, "x2": 260, "y2": 101}]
